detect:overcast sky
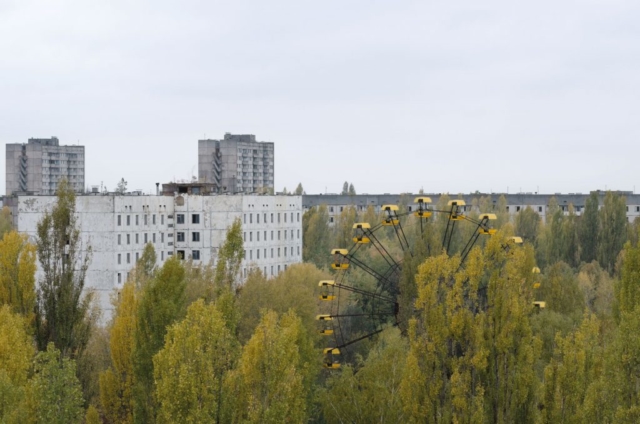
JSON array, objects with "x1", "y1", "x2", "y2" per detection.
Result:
[{"x1": 1, "y1": 0, "x2": 639, "y2": 195}]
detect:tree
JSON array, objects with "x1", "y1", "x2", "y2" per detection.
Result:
[
  {"x1": 116, "y1": 178, "x2": 128, "y2": 195},
  {"x1": 319, "y1": 328, "x2": 408, "y2": 423},
  {"x1": 0, "y1": 305, "x2": 34, "y2": 423},
  {"x1": 348, "y1": 183, "x2": 356, "y2": 195},
  {"x1": 294, "y1": 183, "x2": 304, "y2": 195},
  {"x1": 154, "y1": 299, "x2": 240, "y2": 423},
  {"x1": 133, "y1": 256, "x2": 187, "y2": 424},
  {"x1": 0, "y1": 206, "x2": 13, "y2": 239},
  {"x1": 580, "y1": 192, "x2": 599, "y2": 264},
  {"x1": 225, "y1": 310, "x2": 315, "y2": 423},
  {"x1": 514, "y1": 206, "x2": 541, "y2": 244},
  {"x1": 214, "y1": 218, "x2": 244, "y2": 291},
  {"x1": 100, "y1": 281, "x2": 138, "y2": 424},
  {"x1": 35, "y1": 179, "x2": 93, "y2": 359},
  {"x1": 598, "y1": 191, "x2": 627, "y2": 273},
  {"x1": 0, "y1": 231, "x2": 36, "y2": 320},
  {"x1": 28, "y1": 343, "x2": 85, "y2": 424},
  {"x1": 302, "y1": 205, "x2": 331, "y2": 269}
]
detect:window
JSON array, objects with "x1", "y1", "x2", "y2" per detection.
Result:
[
  {"x1": 271, "y1": 231, "x2": 274, "y2": 240},
  {"x1": 136, "y1": 215, "x2": 139, "y2": 225},
  {"x1": 136, "y1": 252, "x2": 139, "y2": 261},
  {"x1": 161, "y1": 251, "x2": 164, "y2": 260},
  {"x1": 177, "y1": 232, "x2": 185, "y2": 242},
  {"x1": 264, "y1": 248, "x2": 266, "y2": 258},
  {"x1": 538, "y1": 206, "x2": 543, "y2": 212},
  {"x1": 161, "y1": 215, "x2": 165, "y2": 225},
  {"x1": 243, "y1": 232, "x2": 246, "y2": 242},
  {"x1": 330, "y1": 207, "x2": 334, "y2": 212},
  {"x1": 250, "y1": 232, "x2": 253, "y2": 242},
  {"x1": 118, "y1": 234, "x2": 121, "y2": 245},
  {"x1": 291, "y1": 230, "x2": 294, "y2": 239},
  {"x1": 250, "y1": 250, "x2": 252, "y2": 260},
  {"x1": 298, "y1": 246, "x2": 300, "y2": 255},
  {"x1": 257, "y1": 214, "x2": 260, "y2": 224},
  {"x1": 264, "y1": 231, "x2": 267, "y2": 240},
  {"x1": 144, "y1": 233, "x2": 148, "y2": 243},
  {"x1": 192, "y1": 250, "x2": 200, "y2": 260},
  {"x1": 192, "y1": 232, "x2": 200, "y2": 242},
  {"x1": 177, "y1": 214, "x2": 185, "y2": 224},
  {"x1": 271, "y1": 248, "x2": 274, "y2": 258},
  {"x1": 330, "y1": 217, "x2": 334, "y2": 223},
  {"x1": 284, "y1": 248, "x2": 287, "y2": 257},
  {"x1": 278, "y1": 265, "x2": 281, "y2": 273},
  {"x1": 278, "y1": 213, "x2": 281, "y2": 223},
  {"x1": 127, "y1": 253, "x2": 131, "y2": 264},
  {"x1": 135, "y1": 234, "x2": 139, "y2": 244},
  {"x1": 127, "y1": 234, "x2": 131, "y2": 245},
  {"x1": 118, "y1": 273, "x2": 121, "y2": 284},
  {"x1": 250, "y1": 214, "x2": 253, "y2": 224},
  {"x1": 271, "y1": 266, "x2": 274, "y2": 276},
  {"x1": 278, "y1": 248, "x2": 281, "y2": 257},
  {"x1": 340, "y1": 207, "x2": 343, "y2": 212},
  {"x1": 271, "y1": 213, "x2": 273, "y2": 223},
  {"x1": 161, "y1": 233, "x2": 164, "y2": 243},
  {"x1": 284, "y1": 231, "x2": 287, "y2": 240},
  {"x1": 291, "y1": 212, "x2": 293, "y2": 222},
  {"x1": 637, "y1": 206, "x2": 640, "y2": 212},
  {"x1": 177, "y1": 250, "x2": 185, "y2": 260},
  {"x1": 192, "y1": 214, "x2": 200, "y2": 224},
  {"x1": 284, "y1": 213, "x2": 287, "y2": 223},
  {"x1": 244, "y1": 214, "x2": 246, "y2": 224},
  {"x1": 257, "y1": 249, "x2": 260, "y2": 259},
  {"x1": 117, "y1": 215, "x2": 121, "y2": 226},
  {"x1": 297, "y1": 213, "x2": 300, "y2": 222},
  {"x1": 118, "y1": 254, "x2": 121, "y2": 264},
  {"x1": 153, "y1": 233, "x2": 156, "y2": 243},
  {"x1": 297, "y1": 229, "x2": 300, "y2": 239},
  {"x1": 127, "y1": 215, "x2": 131, "y2": 226},
  {"x1": 291, "y1": 246, "x2": 293, "y2": 256},
  {"x1": 264, "y1": 213, "x2": 267, "y2": 223},
  {"x1": 153, "y1": 214, "x2": 156, "y2": 224},
  {"x1": 257, "y1": 232, "x2": 260, "y2": 241},
  {"x1": 144, "y1": 215, "x2": 148, "y2": 225}
]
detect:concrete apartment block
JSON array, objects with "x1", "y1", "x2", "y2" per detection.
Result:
[
  {"x1": 10, "y1": 193, "x2": 302, "y2": 320},
  {"x1": 6, "y1": 137, "x2": 85, "y2": 195},
  {"x1": 198, "y1": 133, "x2": 275, "y2": 194}
]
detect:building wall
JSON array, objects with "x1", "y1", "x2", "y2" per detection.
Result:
[
  {"x1": 198, "y1": 134, "x2": 275, "y2": 194},
  {"x1": 5, "y1": 138, "x2": 85, "y2": 195},
  {"x1": 13, "y1": 194, "x2": 303, "y2": 320}
]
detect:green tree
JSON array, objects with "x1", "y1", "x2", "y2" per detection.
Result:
[
  {"x1": 116, "y1": 178, "x2": 128, "y2": 195},
  {"x1": 0, "y1": 231, "x2": 36, "y2": 321},
  {"x1": 226, "y1": 310, "x2": 315, "y2": 423},
  {"x1": 133, "y1": 256, "x2": 187, "y2": 424},
  {"x1": 514, "y1": 206, "x2": 540, "y2": 244},
  {"x1": 214, "y1": 218, "x2": 244, "y2": 291},
  {"x1": 35, "y1": 179, "x2": 93, "y2": 359},
  {"x1": 341, "y1": 181, "x2": 349, "y2": 195},
  {"x1": 598, "y1": 191, "x2": 627, "y2": 273},
  {"x1": 579, "y1": 192, "x2": 599, "y2": 264},
  {"x1": 294, "y1": 183, "x2": 304, "y2": 195},
  {"x1": 28, "y1": 343, "x2": 85, "y2": 424},
  {"x1": 303, "y1": 205, "x2": 331, "y2": 269},
  {"x1": 319, "y1": 327, "x2": 408, "y2": 423},
  {"x1": 348, "y1": 183, "x2": 356, "y2": 195},
  {"x1": 154, "y1": 299, "x2": 240, "y2": 423}
]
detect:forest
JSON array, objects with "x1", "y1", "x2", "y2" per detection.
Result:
[{"x1": 1, "y1": 184, "x2": 640, "y2": 423}]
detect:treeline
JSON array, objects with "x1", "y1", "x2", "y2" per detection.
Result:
[{"x1": 2, "y1": 186, "x2": 640, "y2": 422}]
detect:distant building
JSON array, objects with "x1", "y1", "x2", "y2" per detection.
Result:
[
  {"x1": 6, "y1": 137, "x2": 85, "y2": 195},
  {"x1": 8, "y1": 191, "x2": 302, "y2": 319},
  {"x1": 198, "y1": 133, "x2": 274, "y2": 194},
  {"x1": 302, "y1": 191, "x2": 640, "y2": 224}
]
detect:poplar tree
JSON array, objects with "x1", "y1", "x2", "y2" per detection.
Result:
[
  {"x1": 214, "y1": 218, "x2": 244, "y2": 290},
  {"x1": 0, "y1": 231, "x2": 36, "y2": 320},
  {"x1": 579, "y1": 192, "x2": 599, "y2": 264},
  {"x1": 35, "y1": 179, "x2": 93, "y2": 359},
  {"x1": 598, "y1": 191, "x2": 627, "y2": 273}
]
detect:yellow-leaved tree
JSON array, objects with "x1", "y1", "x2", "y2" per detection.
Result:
[
  {"x1": 0, "y1": 231, "x2": 36, "y2": 322},
  {"x1": 153, "y1": 299, "x2": 240, "y2": 423}
]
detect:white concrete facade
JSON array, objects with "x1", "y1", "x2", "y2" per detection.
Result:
[{"x1": 12, "y1": 194, "x2": 302, "y2": 319}]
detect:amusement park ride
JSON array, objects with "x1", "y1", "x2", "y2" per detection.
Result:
[{"x1": 315, "y1": 197, "x2": 542, "y2": 369}]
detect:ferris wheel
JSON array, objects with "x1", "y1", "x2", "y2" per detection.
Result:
[{"x1": 316, "y1": 197, "x2": 507, "y2": 369}]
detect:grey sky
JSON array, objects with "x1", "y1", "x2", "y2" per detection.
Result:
[{"x1": 2, "y1": 0, "x2": 639, "y2": 195}]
